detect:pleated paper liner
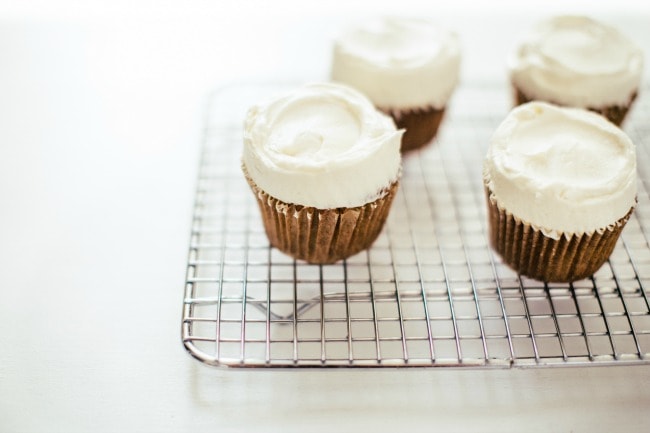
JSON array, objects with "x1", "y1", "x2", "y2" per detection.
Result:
[
  {"x1": 382, "y1": 105, "x2": 445, "y2": 153},
  {"x1": 512, "y1": 85, "x2": 638, "y2": 127},
  {"x1": 485, "y1": 185, "x2": 634, "y2": 282},
  {"x1": 244, "y1": 167, "x2": 399, "y2": 264}
]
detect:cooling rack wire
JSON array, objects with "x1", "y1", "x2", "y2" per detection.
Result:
[{"x1": 182, "y1": 82, "x2": 650, "y2": 368}]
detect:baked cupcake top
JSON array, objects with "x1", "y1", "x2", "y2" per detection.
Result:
[
  {"x1": 484, "y1": 101, "x2": 636, "y2": 238},
  {"x1": 243, "y1": 82, "x2": 402, "y2": 209},
  {"x1": 331, "y1": 17, "x2": 460, "y2": 110},
  {"x1": 510, "y1": 15, "x2": 643, "y2": 108}
]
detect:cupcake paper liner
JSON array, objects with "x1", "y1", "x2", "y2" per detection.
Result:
[
  {"x1": 512, "y1": 85, "x2": 637, "y2": 126},
  {"x1": 244, "y1": 168, "x2": 399, "y2": 264},
  {"x1": 485, "y1": 185, "x2": 634, "y2": 282},
  {"x1": 383, "y1": 105, "x2": 445, "y2": 152}
]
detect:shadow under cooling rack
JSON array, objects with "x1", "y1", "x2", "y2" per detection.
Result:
[{"x1": 182, "y1": 82, "x2": 650, "y2": 368}]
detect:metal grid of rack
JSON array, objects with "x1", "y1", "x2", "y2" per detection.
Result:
[{"x1": 182, "y1": 82, "x2": 650, "y2": 368}]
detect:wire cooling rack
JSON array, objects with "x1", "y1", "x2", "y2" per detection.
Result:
[{"x1": 182, "y1": 82, "x2": 650, "y2": 368}]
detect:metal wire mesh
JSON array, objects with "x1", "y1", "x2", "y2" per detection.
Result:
[{"x1": 182, "y1": 82, "x2": 650, "y2": 368}]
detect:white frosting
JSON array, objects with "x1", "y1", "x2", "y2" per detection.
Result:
[
  {"x1": 243, "y1": 82, "x2": 402, "y2": 209},
  {"x1": 331, "y1": 17, "x2": 461, "y2": 110},
  {"x1": 510, "y1": 15, "x2": 643, "y2": 107},
  {"x1": 484, "y1": 101, "x2": 636, "y2": 238}
]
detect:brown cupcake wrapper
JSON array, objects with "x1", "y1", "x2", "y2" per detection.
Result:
[
  {"x1": 381, "y1": 105, "x2": 446, "y2": 153},
  {"x1": 485, "y1": 184, "x2": 634, "y2": 282},
  {"x1": 244, "y1": 167, "x2": 399, "y2": 264},
  {"x1": 512, "y1": 84, "x2": 638, "y2": 127}
]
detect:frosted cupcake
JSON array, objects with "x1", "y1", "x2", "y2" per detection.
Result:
[
  {"x1": 242, "y1": 82, "x2": 403, "y2": 264},
  {"x1": 484, "y1": 101, "x2": 637, "y2": 282},
  {"x1": 331, "y1": 17, "x2": 460, "y2": 152},
  {"x1": 509, "y1": 15, "x2": 643, "y2": 126}
]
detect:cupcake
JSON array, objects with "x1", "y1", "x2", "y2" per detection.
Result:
[
  {"x1": 484, "y1": 101, "x2": 637, "y2": 282},
  {"x1": 509, "y1": 15, "x2": 644, "y2": 126},
  {"x1": 331, "y1": 17, "x2": 460, "y2": 152},
  {"x1": 242, "y1": 82, "x2": 403, "y2": 264}
]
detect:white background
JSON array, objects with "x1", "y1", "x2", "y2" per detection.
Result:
[{"x1": 1, "y1": 1, "x2": 650, "y2": 432}]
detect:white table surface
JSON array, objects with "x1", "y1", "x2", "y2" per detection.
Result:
[{"x1": 1, "y1": 2, "x2": 650, "y2": 432}]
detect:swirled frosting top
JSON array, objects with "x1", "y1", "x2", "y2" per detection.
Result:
[
  {"x1": 484, "y1": 101, "x2": 636, "y2": 238},
  {"x1": 510, "y1": 15, "x2": 643, "y2": 107},
  {"x1": 243, "y1": 82, "x2": 402, "y2": 209},
  {"x1": 331, "y1": 17, "x2": 461, "y2": 109}
]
